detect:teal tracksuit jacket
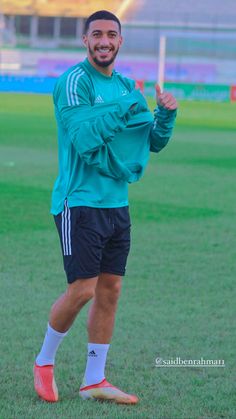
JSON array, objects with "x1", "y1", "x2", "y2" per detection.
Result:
[{"x1": 51, "y1": 58, "x2": 177, "y2": 214}]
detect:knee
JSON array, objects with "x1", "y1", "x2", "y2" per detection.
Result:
[
  {"x1": 79, "y1": 287, "x2": 95, "y2": 305},
  {"x1": 67, "y1": 280, "x2": 96, "y2": 310},
  {"x1": 110, "y1": 281, "x2": 122, "y2": 298},
  {"x1": 101, "y1": 280, "x2": 122, "y2": 304}
]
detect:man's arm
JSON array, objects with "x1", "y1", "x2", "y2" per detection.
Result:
[
  {"x1": 55, "y1": 78, "x2": 145, "y2": 182},
  {"x1": 149, "y1": 84, "x2": 178, "y2": 153}
]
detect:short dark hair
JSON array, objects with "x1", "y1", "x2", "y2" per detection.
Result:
[{"x1": 83, "y1": 10, "x2": 121, "y2": 34}]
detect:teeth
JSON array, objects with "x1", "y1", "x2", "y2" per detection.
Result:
[{"x1": 97, "y1": 48, "x2": 111, "y2": 52}]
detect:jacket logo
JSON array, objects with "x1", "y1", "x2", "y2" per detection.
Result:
[{"x1": 95, "y1": 95, "x2": 104, "y2": 103}]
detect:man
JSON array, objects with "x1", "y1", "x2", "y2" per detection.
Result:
[{"x1": 34, "y1": 10, "x2": 177, "y2": 404}]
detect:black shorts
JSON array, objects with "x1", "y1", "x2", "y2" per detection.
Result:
[{"x1": 54, "y1": 202, "x2": 131, "y2": 283}]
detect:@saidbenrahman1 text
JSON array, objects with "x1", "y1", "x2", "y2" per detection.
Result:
[{"x1": 155, "y1": 357, "x2": 225, "y2": 367}]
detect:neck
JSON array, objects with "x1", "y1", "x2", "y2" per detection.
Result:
[{"x1": 87, "y1": 56, "x2": 113, "y2": 77}]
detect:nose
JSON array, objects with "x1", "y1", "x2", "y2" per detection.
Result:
[{"x1": 99, "y1": 34, "x2": 110, "y2": 45}]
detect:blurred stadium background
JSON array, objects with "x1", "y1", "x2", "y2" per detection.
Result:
[{"x1": 1, "y1": 0, "x2": 236, "y2": 101}]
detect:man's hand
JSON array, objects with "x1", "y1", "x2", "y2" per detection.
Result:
[{"x1": 155, "y1": 84, "x2": 178, "y2": 110}]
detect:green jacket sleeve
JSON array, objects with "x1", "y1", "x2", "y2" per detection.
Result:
[
  {"x1": 149, "y1": 106, "x2": 177, "y2": 153},
  {"x1": 54, "y1": 78, "x2": 146, "y2": 182}
]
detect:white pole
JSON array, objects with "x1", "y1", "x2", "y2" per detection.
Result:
[{"x1": 158, "y1": 35, "x2": 166, "y2": 92}]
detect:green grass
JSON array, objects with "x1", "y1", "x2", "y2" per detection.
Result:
[{"x1": 0, "y1": 93, "x2": 236, "y2": 419}]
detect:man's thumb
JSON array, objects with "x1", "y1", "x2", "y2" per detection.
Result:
[{"x1": 155, "y1": 84, "x2": 162, "y2": 97}]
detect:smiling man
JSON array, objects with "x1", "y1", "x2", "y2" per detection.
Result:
[
  {"x1": 85, "y1": 18, "x2": 121, "y2": 70},
  {"x1": 33, "y1": 10, "x2": 177, "y2": 405}
]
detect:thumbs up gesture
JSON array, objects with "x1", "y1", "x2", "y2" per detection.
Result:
[{"x1": 155, "y1": 84, "x2": 178, "y2": 110}]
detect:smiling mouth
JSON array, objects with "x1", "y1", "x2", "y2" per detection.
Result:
[{"x1": 96, "y1": 47, "x2": 113, "y2": 54}]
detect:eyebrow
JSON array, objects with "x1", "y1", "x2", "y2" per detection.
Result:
[{"x1": 91, "y1": 30, "x2": 118, "y2": 35}]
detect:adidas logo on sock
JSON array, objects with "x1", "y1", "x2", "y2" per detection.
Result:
[
  {"x1": 95, "y1": 95, "x2": 104, "y2": 103},
  {"x1": 88, "y1": 350, "x2": 98, "y2": 357}
]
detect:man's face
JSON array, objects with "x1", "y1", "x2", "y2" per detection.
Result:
[{"x1": 83, "y1": 20, "x2": 123, "y2": 68}]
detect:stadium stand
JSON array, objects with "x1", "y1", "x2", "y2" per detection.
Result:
[
  {"x1": 127, "y1": 0, "x2": 236, "y2": 25},
  {"x1": 0, "y1": 0, "x2": 235, "y2": 98},
  {"x1": 1, "y1": 0, "x2": 138, "y2": 18},
  {"x1": 2, "y1": 0, "x2": 235, "y2": 24}
]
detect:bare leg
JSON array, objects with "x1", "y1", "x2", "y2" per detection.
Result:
[
  {"x1": 49, "y1": 276, "x2": 98, "y2": 333},
  {"x1": 87, "y1": 273, "x2": 122, "y2": 343},
  {"x1": 80, "y1": 274, "x2": 139, "y2": 403}
]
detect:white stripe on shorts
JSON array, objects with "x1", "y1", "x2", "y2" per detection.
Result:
[{"x1": 61, "y1": 201, "x2": 72, "y2": 256}]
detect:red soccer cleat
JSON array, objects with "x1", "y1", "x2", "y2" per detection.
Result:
[
  {"x1": 34, "y1": 364, "x2": 58, "y2": 402},
  {"x1": 79, "y1": 378, "x2": 139, "y2": 404}
]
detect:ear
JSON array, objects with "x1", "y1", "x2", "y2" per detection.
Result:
[
  {"x1": 119, "y1": 35, "x2": 123, "y2": 47},
  {"x1": 82, "y1": 34, "x2": 87, "y2": 47}
]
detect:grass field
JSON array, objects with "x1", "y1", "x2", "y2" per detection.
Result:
[{"x1": 0, "y1": 93, "x2": 236, "y2": 419}]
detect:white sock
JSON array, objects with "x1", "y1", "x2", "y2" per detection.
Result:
[
  {"x1": 84, "y1": 343, "x2": 110, "y2": 385},
  {"x1": 36, "y1": 323, "x2": 68, "y2": 366}
]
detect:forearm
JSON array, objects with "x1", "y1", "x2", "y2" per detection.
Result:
[{"x1": 150, "y1": 106, "x2": 177, "y2": 153}]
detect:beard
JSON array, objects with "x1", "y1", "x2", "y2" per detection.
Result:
[{"x1": 89, "y1": 45, "x2": 119, "y2": 68}]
